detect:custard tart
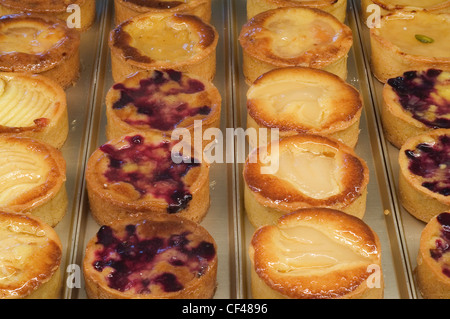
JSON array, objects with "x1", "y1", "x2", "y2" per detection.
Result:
[
  {"x1": 243, "y1": 134, "x2": 369, "y2": 228},
  {"x1": 105, "y1": 69, "x2": 221, "y2": 149},
  {"x1": 246, "y1": 67, "x2": 362, "y2": 149},
  {"x1": 0, "y1": 0, "x2": 96, "y2": 31},
  {"x1": 370, "y1": 10, "x2": 450, "y2": 83},
  {"x1": 239, "y1": 7, "x2": 353, "y2": 85},
  {"x1": 0, "y1": 13, "x2": 81, "y2": 89},
  {"x1": 0, "y1": 211, "x2": 62, "y2": 299},
  {"x1": 109, "y1": 12, "x2": 218, "y2": 83},
  {"x1": 0, "y1": 72, "x2": 68, "y2": 149},
  {"x1": 247, "y1": 0, "x2": 347, "y2": 22},
  {"x1": 249, "y1": 208, "x2": 383, "y2": 299},
  {"x1": 362, "y1": 0, "x2": 450, "y2": 20},
  {"x1": 381, "y1": 69, "x2": 450, "y2": 148},
  {"x1": 416, "y1": 212, "x2": 450, "y2": 299},
  {"x1": 398, "y1": 129, "x2": 450, "y2": 223},
  {"x1": 83, "y1": 214, "x2": 217, "y2": 299},
  {"x1": 85, "y1": 132, "x2": 210, "y2": 226},
  {"x1": 114, "y1": 0, "x2": 211, "y2": 25}
]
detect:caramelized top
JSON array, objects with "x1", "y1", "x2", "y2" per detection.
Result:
[
  {"x1": 239, "y1": 7, "x2": 352, "y2": 68},
  {"x1": 122, "y1": 0, "x2": 187, "y2": 9},
  {"x1": 0, "y1": 14, "x2": 80, "y2": 72},
  {"x1": 0, "y1": 0, "x2": 86, "y2": 13},
  {"x1": 372, "y1": 0, "x2": 450, "y2": 10},
  {"x1": 249, "y1": 208, "x2": 381, "y2": 299}
]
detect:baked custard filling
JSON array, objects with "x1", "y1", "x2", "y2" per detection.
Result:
[
  {"x1": 274, "y1": 145, "x2": 341, "y2": 199},
  {"x1": 405, "y1": 134, "x2": 450, "y2": 196},
  {"x1": 263, "y1": 15, "x2": 338, "y2": 59},
  {"x1": 0, "y1": 141, "x2": 47, "y2": 205},
  {"x1": 248, "y1": 80, "x2": 329, "y2": 128},
  {"x1": 378, "y1": 13, "x2": 450, "y2": 58},
  {"x1": 0, "y1": 22, "x2": 66, "y2": 55},
  {"x1": 123, "y1": 16, "x2": 201, "y2": 62},
  {"x1": 429, "y1": 212, "x2": 450, "y2": 277},
  {"x1": 388, "y1": 69, "x2": 450, "y2": 129},
  {"x1": 376, "y1": 0, "x2": 448, "y2": 8},
  {"x1": 0, "y1": 76, "x2": 55, "y2": 128},
  {"x1": 271, "y1": 224, "x2": 370, "y2": 274}
]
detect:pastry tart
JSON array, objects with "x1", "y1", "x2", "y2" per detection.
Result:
[
  {"x1": 243, "y1": 134, "x2": 369, "y2": 228},
  {"x1": 246, "y1": 67, "x2": 362, "y2": 149},
  {"x1": 114, "y1": 0, "x2": 211, "y2": 25},
  {"x1": 381, "y1": 69, "x2": 450, "y2": 148},
  {"x1": 362, "y1": 0, "x2": 450, "y2": 19},
  {"x1": 0, "y1": 135, "x2": 67, "y2": 227},
  {"x1": 83, "y1": 214, "x2": 217, "y2": 299},
  {"x1": 85, "y1": 132, "x2": 210, "y2": 226},
  {"x1": 238, "y1": 7, "x2": 353, "y2": 85},
  {"x1": 0, "y1": 13, "x2": 81, "y2": 89},
  {"x1": 0, "y1": 0, "x2": 96, "y2": 31},
  {"x1": 0, "y1": 211, "x2": 62, "y2": 299},
  {"x1": 0, "y1": 72, "x2": 68, "y2": 149},
  {"x1": 416, "y1": 212, "x2": 450, "y2": 299},
  {"x1": 105, "y1": 69, "x2": 221, "y2": 149},
  {"x1": 370, "y1": 10, "x2": 450, "y2": 83},
  {"x1": 249, "y1": 208, "x2": 384, "y2": 299},
  {"x1": 109, "y1": 12, "x2": 218, "y2": 83},
  {"x1": 247, "y1": 0, "x2": 347, "y2": 22},
  {"x1": 398, "y1": 129, "x2": 450, "y2": 223}
]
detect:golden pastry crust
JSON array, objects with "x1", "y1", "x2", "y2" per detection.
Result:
[
  {"x1": 239, "y1": 7, "x2": 353, "y2": 84},
  {"x1": 370, "y1": 11, "x2": 450, "y2": 83},
  {"x1": 381, "y1": 69, "x2": 450, "y2": 148},
  {"x1": 249, "y1": 208, "x2": 383, "y2": 299},
  {"x1": 0, "y1": 0, "x2": 96, "y2": 31},
  {"x1": 114, "y1": 0, "x2": 211, "y2": 25},
  {"x1": 246, "y1": 67, "x2": 362, "y2": 149},
  {"x1": 243, "y1": 134, "x2": 369, "y2": 227},
  {"x1": 105, "y1": 69, "x2": 221, "y2": 149},
  {"x1": 0, "y1": 13, "x2": 81, "y2": 89},
  {"x1": 0, "y1": 211, "x2": 62, "y2": 299},
  {"x1": 0, "y1": 72, "x2": 68, "y2": 149},
  {"x1": 109, "y1": 12, "x2": 218, "y2": 83},
  {"x1": 398, "y1": 129, "x2": 450, "y2": 223},
  {"x1": 83, "y1": 214, "x2": 218, "y2": 299},
  {"x1": 416, "y1": 212, "x2": 450, "y2": 299},
  {"x1": 362, "y1": 0, "x2": 450, "y2": 20},
  {"x1": 85, "y1": 132, "x2": 210, "y2": 225},
  {"x1": 0, "y1": 135, "x2": 67, "y2": 227},
  {"x1": 247, "y1": 0, "x2": 347, "y2": 22}
]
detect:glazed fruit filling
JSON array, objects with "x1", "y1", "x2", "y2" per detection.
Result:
[
  {"x1": 112, "y1": 69, "x2": 211, "y2": 131},
  {"x1": 430, "y1": 212, "x2": 450, "y2": 277},
  {"x1": 405, "y1": 134, "x2": 450, "y2": 196},
  {"x1": 387, "y1": 69, "x2": 450, "y2": 129},
  {"x1": 93, "y1": 224, "x2": 216, "y2": 293},
  {"x1": 100, "y1": 134, "x2": 199, "y2": 213}
]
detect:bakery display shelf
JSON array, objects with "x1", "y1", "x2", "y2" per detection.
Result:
[
  {"x1": 56, "y1": 0, "x2": 413, "y2": 299},
  {"x1": 352, "y1": 0, "x2": 429, "y2": 299}
]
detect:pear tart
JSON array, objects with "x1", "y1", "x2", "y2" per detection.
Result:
[
  {"x1": 246, "y1": 67, "x2": 362, "y2": 149},
  {"x1": 239, "y1": 7, "x2": 353, "y2": 85},
  {"x1": 370, "y1": 11, "x2": 450, "y2": 83},
  {"x1": 0, "y1": 211, "x2": 62, "y2": 299},
  {"x1": 0, "y1": 72, "x2": 68, "y2": 149},
  {"x1": 109, "y1": 12, "x2": 218, "y2": 83},
  {"x1": 382, "y1": 69, "x2": 450, "y2": 148},
  {"x1": 0, "y1": 136, "x2": 67, "y2": 227},
  {"x1": 0, "y1": 14, "x2": 80, "y2": 89},
  {"x1": 249, "y1": 208, "x2": 383, "y2": 299},
  {"x1": 105, "y1": 69, "x2": 221, "y2": 147},
  {"x1": 246, "y1": 0, "x2": 347, "y2": 22},
  {"x1": 83, "y1": 214, "x2": 217, "y2": 299},
  {"x1": 114, "y1": 0, "x2": 211, "y2": 25},
  {"x1": 416, "y1": 212, "x2": 450, "y2": 299},
  {"x1": 85, "y1": 133, "x2": 210, "y2": 225},
  {"x1": 362, "y1": 0, "x2": 450, "y2": 19},
  {"x1": 243, "y1": 134, "x2": 369, "y2": 228},
  {"x1": 398, "y1": 129, "x2": 450, "y2": 223},
  {"x1": 0, "y1": 0, "x2": 96, "y2": 31}
]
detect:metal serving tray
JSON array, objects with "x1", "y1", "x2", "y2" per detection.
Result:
[{"x1": 54, "y1": 0, "x2": 415, "y2": 299}]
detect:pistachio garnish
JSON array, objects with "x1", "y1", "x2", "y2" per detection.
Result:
[{"x1": 415, "y1": 34, "x2": 434, "y2": 44}]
